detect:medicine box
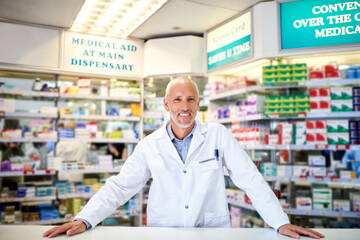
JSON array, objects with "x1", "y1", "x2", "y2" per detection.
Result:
[
  {"x1": 333, "y1": 200, "x2": 350, "y2": 211},
  {"x1": 313, "y1": 200, "x2": 332, "y2": 211},
  {"x1": 296, "y1": 197, "x2": 312, "y2": 210},
  {"x1": 293, "y1": 165, "x2": 310, "y2": 177},
  {"x1": 261, "y1": 162, "x2": 277, "y2": 176},
  {"x1": 277, "y1": 165, "x2": 293, "y2": 177},
  {"x1": 310, "y1": 167, "x2": 327, "y2": 177},
  {"x1": 312, "y1": 188, "x2": 332, "y2": 200},
  {"x1": 308, "y1": 155, "x2": 326, "y2": 167},
  {"x1": 0, "y1": 99, "x2": 15, "y2": 112}
]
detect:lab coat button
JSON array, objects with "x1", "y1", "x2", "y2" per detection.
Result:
[
  {"x1": 185, "y1": 205, "x2": 189, "y2": 209},
  {"x1": 183, "y1": 170, "x2": 187, "y2": 173}
]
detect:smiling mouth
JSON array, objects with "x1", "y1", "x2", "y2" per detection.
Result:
[{"x1": 179, "y1": 113, "x2": 191, "y2": 117}]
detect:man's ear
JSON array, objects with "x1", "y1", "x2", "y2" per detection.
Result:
[{"x1": 163, "y1": 97, "x2": 170, "y2": 112}]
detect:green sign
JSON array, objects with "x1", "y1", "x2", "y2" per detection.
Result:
[{"x1": 280, "y1": 0, "x2": 360, "y2": 49}]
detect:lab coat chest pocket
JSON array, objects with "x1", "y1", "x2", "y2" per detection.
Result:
[{"x1": 194, "y1": 157, "x2": 220, "y2": 193}]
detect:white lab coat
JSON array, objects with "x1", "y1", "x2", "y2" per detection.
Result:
[{"x1": 75, "y1": 120, "x2": 289, "y2": 229}]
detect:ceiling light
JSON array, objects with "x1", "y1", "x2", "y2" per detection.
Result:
[{"x1": 71, "y1": 0, "x2": 168, "y2": 38}]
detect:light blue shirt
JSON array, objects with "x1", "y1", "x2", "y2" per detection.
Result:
[{"x1": 166, "y1": 122, "x2": 196, "y2": 164}]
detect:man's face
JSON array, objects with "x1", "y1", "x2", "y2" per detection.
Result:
[{"x1": 164, "y1": 80, "x2": 200, "y2": 129}]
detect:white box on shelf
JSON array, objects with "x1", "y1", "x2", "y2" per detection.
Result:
[
  {"x1": 119, "y1": 108, "x2": 132, "y2": 117},
  {"x1": 296, "y1": 197, "x2": 312, "y2": 210},
  {"x1": 310, "y1": 167, "x2": 327, "y2": 177},
  {"x1": 277, "y1": 165, "x2": 293, "y2": 177},
  {"x1": 40, "y1": 107, "x2": 57, "y2": 114},
  {"x1": 308, "y1": 155, "x2": 326, "y2": 167},
  {"x1": 312, "y1": 188, "x2": 332, "y2": 200},
  {"x1": 0, "y1": 98, "x2": 15, "y2": 112},
  {"x1": 333, "y1": 200, "x2": 350, "y2": 211},
  {"x1": 100, "y1": 80, "x2": 109, "y2": 96},
  {"x1": 340, "y1": 170, "x2": 355, "y2": 179},
  {"x1": 313, "y1": 200, "x2": 332, "y2": 211},
  {"x1": 293, "y1": 165, "x2": 310, "y2": 177}
]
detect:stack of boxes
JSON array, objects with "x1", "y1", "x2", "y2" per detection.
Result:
[
  {"x1": 353, "y1": 87, "x2": 360, "y2": 111},
  {"x1": 327, "y1": 120, "x2": 349, "y2": 145},
  {"x1": 279, "y1": 122, "x2": 292, "y2": 144},
  {"x1": 306, "y1": 120, "x2": 328, "y2": 145},
  {"x1": 292, "y1": 121, "x2": 306, "y2": 145},
  {"x1": 331, "y1": 87, "x2": 353, "y2": 112},
  {"x1": 231, "y1": 124, "x2": 269, "y2": 145},
  {"x1": 97, "y1": 155, "x2": 113, "y2": 169},
  {"x1": 265, "y1": 94, "x2": 310, "y2": 115},
  {"x1": 308, "y1": 155, "x2": 326, "y2": 177},
  {"x1": 309, "y1": 88, "x2": 331, "y2": 112},
  {"x1": 260, "y1": 162, "x2": 277, "y2": 177},
  {"x1": 262, "y1": 63, "x2": 307, "y2": 85},
  {"x1": 312, "y1": 188, "x2": 332, "y2": 211},
  {"x1": 77, "y1": 78, "x2": 91, "y2": 95},
  {"x1": 349, "y1": 120, "x2": 360, "y2": 144}
]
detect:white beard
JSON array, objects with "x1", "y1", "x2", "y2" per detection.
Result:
[{"x1": 169, "y1": 109, "x2": 196, "y2": 129}]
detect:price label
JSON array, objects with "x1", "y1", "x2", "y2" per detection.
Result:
[
  {"x1": 315, "y1": 144, "x2": 328, "y2": 150},
  {"x1": 336, "y1": 145, "x2": 350, "y2": 150},
  {"x1": 320, "y1": 211, "x2": 327, "y2": 216},
  {"x1": 305, "y1": 210, "x2": 311, "y2": 215},
  {"x1": 337, "y1": 212, "x2": 345, "y2": 217},
  {"x1": 298, "y1": 113, "x2": 306, "y2": 118}
]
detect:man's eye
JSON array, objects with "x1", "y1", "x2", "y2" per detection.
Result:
[
  {"x1": 188, "y1": 98, "x2": 195, "y2": 102},
  {"x1": 174, "y1": 98, "x2": 180, "y2": 102}
]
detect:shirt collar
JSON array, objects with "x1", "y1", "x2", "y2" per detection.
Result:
[{"x1": 166, "y1": 121, "x2": 196, "y2": 141}]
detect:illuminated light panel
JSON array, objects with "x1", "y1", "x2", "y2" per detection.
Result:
[{"x1": 71, "y1": 0, "x2": 168, "y2": 38}]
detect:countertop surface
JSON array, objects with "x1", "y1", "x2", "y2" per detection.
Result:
[{"x1": 0, "y1": 225, "x2": 359, "y2": 240}]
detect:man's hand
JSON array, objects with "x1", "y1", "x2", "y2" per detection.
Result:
[
  {"x1": 278, "y1": 224, "x2": 324, "y2": 239},
  {"x1": 43, "y1": 220, "x2": 86, "y2": 238}
]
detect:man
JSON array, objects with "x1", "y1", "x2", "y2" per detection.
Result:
[{"x1": 43, "y1": 77, "x2": 324, "y2": 239}]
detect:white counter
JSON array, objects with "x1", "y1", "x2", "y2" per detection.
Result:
[{"x1": 0, "y1": 225, "x2": 359, "y2": 240}]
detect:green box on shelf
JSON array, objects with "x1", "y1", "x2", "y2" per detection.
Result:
[
  {"x1": 295, "y1": 94, "x2": 309, "y2": 102},
  {"x1": 266, "y1": 102, "x2": 281, "y2": 107},
  {"x1": 265, "y1": 108, "x2": 280, "y2": 114},
  {"x1": 280, "y1": 95, "x2": 295, "y2": 102},
  {"x1": 292, "y1": 76, "x2": 308, "y2": 82},
  {"x1": 292, "y1": 63, "x2": 307, "y2": 70},
  {"x1": 263, "y1": 65, "x2": 278, "y2": 72},
  {"x1": 266, "y1": 96, "x2": 281, "y2": 102},
  {"x1": 280, "y1": 107, "x2": 296, "y2": 114},
  {"x1": 263, "y1": 78, "x2": 277, "y2": 84},
  {"x1": 277, "y1": 64, "x2": 292, "y2": 71},
  {"x1": 263, "y1": 72, "x2": 278, "y2": 78},
  {"x1": 277, "y1": 71, "x2": 292, "y2": 77},
  {"x1": 281, "y1": 102, "x2": 296, "y2": 107},
  {"x1": 296, "y1": 107, "x2": 310, "y2": 112},
  {"x1": 295, "y1": 101, "x2": 310, "y2": 107},
  {"x1": 278, "y1": 76, "x2": 292, "y2": 83}
]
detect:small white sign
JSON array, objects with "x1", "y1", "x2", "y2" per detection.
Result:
[{"x1": 63, "y1": 32, "x2": 143, "y2": 77}]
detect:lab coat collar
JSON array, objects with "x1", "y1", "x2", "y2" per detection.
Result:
[{"x1": 155, "y1": 120, "x2": 208, "y2": 166}]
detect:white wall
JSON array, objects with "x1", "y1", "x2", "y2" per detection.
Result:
[
  {"x1": 0, "y1": 22, "x2": 60, "y2": 68},
  {"x1": 144, "y1": 35, "x2": 204, "y2": 77}
]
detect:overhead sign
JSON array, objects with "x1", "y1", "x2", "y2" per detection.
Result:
[
  {"x1": 63, "y1": 32, "x2": 143, "y2": 77},
  {"x1": 280, "y1": 0, "x2": 360, "y2": 49},
  {"x1": 207, "y1": 11, "x2": 252, "y2": 70}
]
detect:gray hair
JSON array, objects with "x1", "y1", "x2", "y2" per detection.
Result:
[{"x1": 165, "y1": 77, "x2": 199, "y2": 100}]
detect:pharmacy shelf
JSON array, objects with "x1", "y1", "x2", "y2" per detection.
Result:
[
  {"x1": 59, "y1": 168, "x2": 120, "y2": 174},
  {"x1": 1, "y1": 111, "x2": 57, "y2": 119},
  {"x1": 12, "y1": 218, "x2": 70, "y2": 225},
  {"x1": 288, "y1": 209, "x2": 360, "y2": 218},
  {"x1": 0, "y1": 89, "x2": 59, "y2": 98},
  {"x1": 228, "y1": 200, "x2": 255, "y2": 210},
  {"x1": 0, "y1": 170, "x2": 56, "y2": 177},
  {"x1": 0, "y1": 138, "x2": 57, "y2": 143},
  {"x1": 208, "y1": 79, "x2": 360, "y2": 101},
  {"x1": 227, "y1": 200, "x2": 360, "y2": 218},
  {"x1": 58, "y1": 138, "x2": 139, "y2": 144},
  {"x1": 0, "y1": 196, "x2": 56, "y2": 203},
  {"x1": 263, "y1": 176, "x2": 360, "y2": 187},
  {"x1": 59, "y1": 94, "x2": 140, "y2": 102},
  {"x1": 60, "y1": 114, "x2": 140, "y2": 122},
  {"x1": 58, "y1": 193, "x2": 95, "y2": 199},
  {"x1": 215, "y1": 112, "x2": 360, "y2": 123},
  {"x1": 241, "y1": 144, "x2": 360, "y2": 151}
]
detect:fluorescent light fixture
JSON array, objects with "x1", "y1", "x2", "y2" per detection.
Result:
[{"x1": 71, "y1": 0, "x2": 168, "y2": 38}]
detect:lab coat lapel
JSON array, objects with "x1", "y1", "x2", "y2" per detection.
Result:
[
  {"x1": 155, "y1": 123, "x2": 184, "y2": 165},
  {"x1": 186, "y1": 120, "x2": 207, "y2": 163}
]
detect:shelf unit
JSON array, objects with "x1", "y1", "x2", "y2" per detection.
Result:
[
  {"x1": 208, "y1": 54, "x2": 360, "y2": 228},
  {"x1": 0, "y1": 69, "x2": 144, "y2": 226}
]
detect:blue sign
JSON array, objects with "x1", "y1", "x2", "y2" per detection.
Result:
[{"x1": 280, "y1": 0, "x2": 360, "y2": 49}]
